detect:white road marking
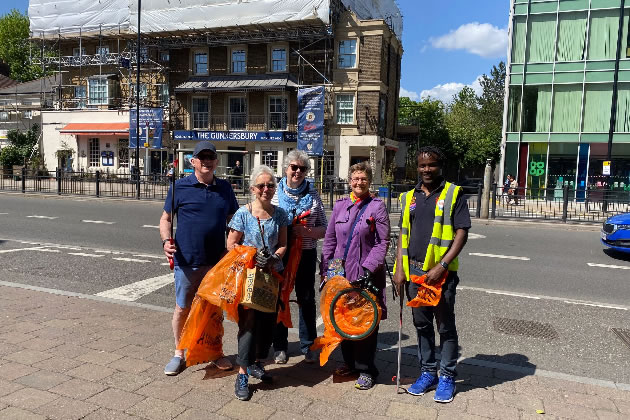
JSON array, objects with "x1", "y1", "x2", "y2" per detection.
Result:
[
  {"x1": 112, "y1": 257, "x2": 151, "y2": 263},
  {"x1": 468, "y1": 233, "x2": 486, "y2": 239},
  {"x1": 564, "y1": 301, "x2": 628, "y2": 311},
  {"x1": 26, "y1": 215, "x2": 58, "y2": 220},
  {"x1": 161, "y1": 262, "x2": 171, "y2": 266},
  {"x1": 142, "y1": 225, "x2": 159, "y2": 229},
  {"x1": 0, "y1": 247, "x2": 46, "y2": 254},
  {"x1": 68, "y1": 252, "x2": 105, "y2": 258},
  {"x1": 28, "y1": 248, "x2": 60, "y2": 253},
  {"x1": 82, "y1": 220, "x2": 116, "y2": 225},
  {"x1": 132, "y1": 254, "x2": 164, "y2": 259},
  {"x1": 468, "y1": 252, "x2": 530, "y2": 261},
  {"x1": 485, "y1": 290, "x2": 540, "y2": 300},
  {"x1": 587, "y1": 262, "x2": 630, "y2": 270},
  {"x1": 0, "y1": 213, "x2": 8, "y2": 215},
  {"x1": 95, "y1": 274, "x2": 173, "y2": 301}
]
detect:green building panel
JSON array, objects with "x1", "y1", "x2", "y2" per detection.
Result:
[
  {"x1": 585, "y1": 71, "x2": 615, "y2": 82},
  {"x1": 514, "y1": 4, "x2": 528, "y2": 15},
  {"x1": 581, "y1": 133, "x2": 609, "y2": 142},
  {"x1": 511, "y1": 74, "x2": 524, "y2": 84},
  {"x1": 530, "y1": 2, "x2": 558, "y2": 13},
  {"x1": 585, "y1": 60, "x2": 616, "y2": 70},
  {"x1": 613, "y1": 134, "x2": 630, "y2": 142},
  {"x1": 522, "y1": 133, "x2": 550, "y2": 142},
  {"x1": 549, "y1": 133, "x2": 579, "y2": 142},
  {"x1": 525, "y1": 73, "x2": 554, "y2": 84},
  {"x1": 511, "y1": 64, "x2": 524, "y2": 74},
  {"x1": 559, "y1": 0, "x2": 589, "y2": 11},
  {"x1": 554, "y1": 72, "x2": 585, "y2": 83},
  {"x1": 527, "y1": 63, "x2": 554, "y2": 72},
  {"x1": 617, "y1": 71, "x2": 630, "y2": 81},
  {"x1": 506, "y1": 133, "x2": 520, "y2": 142},
  {"x1": 619, "y1": 60, "x2": 630, "y2": 70},
  {"x1": 591, "y1": 0, "x2": 623, "y2": 9},
  {"x1": 555, "y1": 62, "x2": 585, "y2": 72}
]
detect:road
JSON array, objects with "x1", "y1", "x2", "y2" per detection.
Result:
[{"x1": 1, "y1": 192, "x2": 629, "y2": 385}]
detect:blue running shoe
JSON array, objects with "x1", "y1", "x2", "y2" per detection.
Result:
[
  {"x1": 434, "y1": 375, "x2": 456, "y2": 403},
  {"x1": 407, "y1": 372, "x2": 438, "y2": 396},
  {"x1": 234, "y1": 373, "x2": 249, "y2": 400}
]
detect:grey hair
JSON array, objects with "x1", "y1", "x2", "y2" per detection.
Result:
[
  {"x1": 348, "y1": 161, "x2": 373, "y2": 183},
  {"x1": 249, "y1": 164, "x2": 277, "y2": 187},
  {"x1": 282, "y1": 149, "x2": 311, "y2": 174}
]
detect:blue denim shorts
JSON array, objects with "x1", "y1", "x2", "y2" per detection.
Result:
[{"x1": 174, "y1": 265, "x2": 210, "y2": 308}]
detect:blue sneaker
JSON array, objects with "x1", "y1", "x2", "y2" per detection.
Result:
[
  {"x1": 407, "y1": 372, "x2": 438, "y2": 396},
  {"x1": 234, "y1": 373, "x2": 249, "y2": 400},
  {"x1": 164, "y1": 356, "x2": 186, "y2": 376},
  {"x1": 434, "y1": 375, "x2": 456, "y2": 403}
]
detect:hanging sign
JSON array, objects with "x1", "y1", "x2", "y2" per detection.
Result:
[
  {"x1": 297, "y1": 86, "x2": 324, "y2": 156},
  {"x1": 603, "y1": 161, "x2": 611, "y2": 176},
  {"x1": 130, "y1": 108, "x2": 163, "y2": 149}
]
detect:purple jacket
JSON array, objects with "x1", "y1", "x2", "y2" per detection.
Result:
[{"x1": 321, "y1": 196, "x2": 390, "y2": 318}]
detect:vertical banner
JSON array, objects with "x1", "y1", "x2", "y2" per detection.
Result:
[
  {"x1": 130, "y1": 108, "x2": 164, "y2": 148},
  {"x1": 297, "y1": 86, "x2": 324, "y2": 156}
]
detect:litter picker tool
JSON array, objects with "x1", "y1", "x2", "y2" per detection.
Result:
[{"x1": 168, "y1": 148, "x2": 176, "y2": 270}]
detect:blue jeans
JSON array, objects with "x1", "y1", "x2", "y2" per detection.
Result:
[
  {"x1": 273, "y1": 248, "x2": 317, "y2": 354},
  {"x1": 406, "y1": 272, "x2": 459, "y2": 377},
  {"x1": 173, "y1": 265, "x2": 210, "y2": 308}
]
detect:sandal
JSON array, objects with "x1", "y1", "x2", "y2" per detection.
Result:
[
  {"x1": 354, "y1": 373, "x2": 374, "y2": 390},
  {"x1": 334, "y1": 364, "x2": 356, "y2": 377}
]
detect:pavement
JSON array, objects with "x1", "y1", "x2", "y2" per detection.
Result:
[{"x1": 1, "y1": 284, "x2": 630, "y2": 420}]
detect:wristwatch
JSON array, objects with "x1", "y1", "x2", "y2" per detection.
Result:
[
  {"x1": 162, "y1": 238, "x2": 170, "y2": 247},
  {"x1": 439, "y1": 261, "x2": 449, "y2": 269}
]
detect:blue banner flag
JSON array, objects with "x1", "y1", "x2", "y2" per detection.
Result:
[
  {"x1": 130, "y1": 108, "x2": 163, "y2": 148},
  {"x1": 297, "y1": 86, "x2": 324, "y2": 156}
]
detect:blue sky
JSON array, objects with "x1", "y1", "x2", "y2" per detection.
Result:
[{"x1": 2, "y1": 0, "x2": 510, "y2": 102}]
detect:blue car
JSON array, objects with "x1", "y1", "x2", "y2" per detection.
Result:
[{"x1": 601, "y1": 213, "x2": 630, "y2": 253}]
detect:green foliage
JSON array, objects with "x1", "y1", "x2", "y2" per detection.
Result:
[
  {"x1": 0, "y1": 10, "x2": 46, "y2": 82},
  {"x1": 0, "y1": 124, "x2": 40, "y2": 167}
]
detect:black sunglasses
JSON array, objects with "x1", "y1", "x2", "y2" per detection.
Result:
[
  {"x1": 255, "y1": 183, "x2": 276, "y2": 190},
  {"x1": 289, "y1": 164, "x2": 308, "y2": 172},
  {"x1": 195, "y1": 153, "x2": 217, "y2": 160}
]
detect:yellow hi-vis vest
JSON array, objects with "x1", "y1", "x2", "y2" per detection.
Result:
[{"x1": 393, "y1": 182, "x2": 461, "y2": 281}]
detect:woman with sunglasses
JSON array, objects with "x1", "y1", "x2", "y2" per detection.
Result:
[
  {"x1": 320, "y1": 161, "x2": 390, "y2": 390},
  {"x1": 227, "y1": 165, "x2": 288, "y2": 401},
  {"x1": 271, "y1": 149, "x2": 327, "y2": 364}
]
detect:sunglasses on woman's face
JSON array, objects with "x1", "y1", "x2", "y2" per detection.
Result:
[
  {"x1": 255, "y1": 183, "x2": 276, "y2": 190},
  {"x1": 289, "y1": 164, "x2": 307, "y2": 172}
]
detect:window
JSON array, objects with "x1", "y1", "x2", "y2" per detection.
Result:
[
  {"x1": 262, "y1": 150, "x2": 278, "y2": 172},
  {"x1": 139, "y1": 47, "x2": 149, "y2": 64},
  {"x1": 73, "y1": 47, "x2": 86, "y2": 57},
  {"x1": 159, "y1": 84, "x2": 169, "y2": 108},
  {"x1": 160, "y1": 51, "x2": 170, "y2": 62},
  {"x1": 0, "y1": 112, "x2": 8, "y2": 121},
  {"x1": 89, "y1": 138, "x2": 100, "y2": 167},
  {"x1": 271, "y1": 48, "x2": 286, "y2": 72},
  {"x1": 193, "y1": 51, "x2": 208, "y2": 75},
  {"x1": 192, "y1": 97, "x2": 209, "y2": 129},
  {"x1": 556, "y1": 12, "x2": 587, "y2": 62},
  {"x1": 583, "y1": 84, "x2": 612, "y2": 132},
  {"x1": 232, "y1": 49, "x2": 246, "y2": 73},
  {"x1": 336, "y1": 94, "x2": 355, "y2": 124},
  {"x1": 338, "y1": 40, "x2": 357, "y2": 68},
  {"x1": 23, "y1": 110, "x2": 33, "y2": 119},
  {"x1": 268, "y1": 96, "x2": 287, "y2": 130},
  {"x1": 88, "y1": 77, "x2": 108, "y2": 105},
  {"x1": 96, "y1": 46, "x2": 109, "y2": 56},
  {"x1": 74, "y1": 85, "x2": 87, "y2": 108},
  {"x1": 551, "y1": 85, "x2": 581, "y2": 132},
  {"x1": 130, "y1": 83, "x2": 147, "y2": 103},
  {"x1": 229, "y1": 97, "x2": 247, "y2": 129},
  {"x1": 118, "y1": 139, "x2": 129, "y2": 168},
  {"x1": 522, "y1": 86, "x2": 551, "y2": 132},
  {"x1": 588, "y1": 9, "x2": 628, "y2": 60},
  {"x1": 323, "y1": 150, "x2": 335, "y2": 178},
  {"x1": 526, "y1": 14, "x2": 556, "y2": 63},
  {"x1": 511, "y1": 16, "x2": 526, "y2": 63}
]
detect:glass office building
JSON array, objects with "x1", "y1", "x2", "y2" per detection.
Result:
[{"x1": 502, "y1": 0, "x2": 630, "y2": 196}]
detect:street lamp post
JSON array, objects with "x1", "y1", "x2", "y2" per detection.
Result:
[{"x1": 135, "y1": 0, "x2": 141, "y2": 200}]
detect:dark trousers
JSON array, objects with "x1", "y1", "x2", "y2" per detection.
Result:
[
  {"x1": 273, "y1": 248, "x2": 318, "y2": 355},
  {"x1": 405, "y1": 272, "x2": 459, "y2": 378},
  {"x1": 340, "y1": 325, "x2": 380, "y2": 377},
  {"x1": 236, "y1": 305, "x2": 276, "y2": 368}
]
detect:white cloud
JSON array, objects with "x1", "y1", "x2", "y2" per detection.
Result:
[
  {"x1": 399, "y1": 87, "x2": 419, "y2": 101},
  {"x1": 420, "y1": 75, "x2": 483, "y2": 103},
  {"x1": 430, "y1": 22, "x2": 508, "y2": 58}
]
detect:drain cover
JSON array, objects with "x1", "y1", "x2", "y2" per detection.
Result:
[
  {"x1": 612, "y1": 328, "x2": 630, "y2": 350},
  {"x1": 493, "y1": 317, "x2": 558, "y2": 340}
]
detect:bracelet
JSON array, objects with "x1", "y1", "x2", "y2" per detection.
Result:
[
  {"x1": 439, "y1": 261, "x2": 448, "y2": 269},
  {"x1": 162, "y1": 238, "x2": 170, "y2": 247}
]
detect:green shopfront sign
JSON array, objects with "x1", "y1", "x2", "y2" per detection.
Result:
[{"x1": 529, "y1": 161, "x2": 545, "y2": 176}]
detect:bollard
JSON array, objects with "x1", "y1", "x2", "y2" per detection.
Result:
[
  {"x1": 476, "y1": 183, "x2": 482, "y2": 218},
  {"x1": 56, "y1": 168, "x2": 61, "y2": 195},
  {"x1": 387, "y1": 182, "x2": 392, "y2": 212},
  {"x1": 491, "y1": 183, "x2": 497, "y2": 219},
  {"x1": 562, "y1": 185, "x2": 569, "y2": 222},
  {"x1": 96, "y1": 170, "x2": 101, "y2": 197},
  {"x1": 21, "y1": 167, "x2": 26, "y2": 193},
  {"x1": 329, "y1": 180, "x2": 334, "y2": 210}
]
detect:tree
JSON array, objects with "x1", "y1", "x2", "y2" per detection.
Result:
[
  {"x1": 0, "y1": 10, "x2": 45, "y2": 82},
  {"x1": 0, "y1": 124, "x2": 40, "y2": 167}
]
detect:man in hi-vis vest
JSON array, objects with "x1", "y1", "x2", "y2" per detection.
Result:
[{"x1": 393, "y1": 146, "x2": 470, "y2": 403}]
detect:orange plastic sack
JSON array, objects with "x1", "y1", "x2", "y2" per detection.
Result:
[
  {"x1": 177, "y1": 296, "x2": 224, "y2": 367},
  {"x1": 195, "y1": 245, "x2": 257, "y2": 323},
  {"x1": 407, "y1": 271, "x2": 448, "y2": 307},
  {"x1": 311, "y1": 276, "x2": 382, "y2": 366}
]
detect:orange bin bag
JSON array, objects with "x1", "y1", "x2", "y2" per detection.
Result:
[
  {"x1": 195, "y1": 245, "x2": 257, "y2": 323},
  {"x1": 277, "y1": 211, "x2": 310, "y2": 328},
  {"x1": 177, "y1": 296, "x2": 224, "y2": 367},
  {"x1": 407, "y1": 271, "x2": 448, "y2": 307},
  {"x1": 311, "y1": 276, "x2": 382, "y2": 366}
]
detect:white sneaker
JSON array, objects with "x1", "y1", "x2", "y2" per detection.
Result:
[
  {"x1": 274, "y1": 350, "x2": 288, "y2": 364},
  {"x1": 210, "y1": 356, "x2": 233, "y2": 371}
]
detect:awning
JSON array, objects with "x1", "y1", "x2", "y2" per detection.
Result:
[
  {"x1": 174, "y1": 74, "x2": 299, "y2": 93},
  {"x1": 60, "y1": 123, "x2": 129, "y2": 136}
]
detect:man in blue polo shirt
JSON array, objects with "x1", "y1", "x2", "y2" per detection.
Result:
[{"x1": 160, "y1": 141, "x2": 239, "y2": 376}]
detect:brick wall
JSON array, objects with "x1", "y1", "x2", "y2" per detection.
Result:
[
  {"x1": 359, "y1": 35, "x2": 382, "y2": 82},
  {"x1": 208, "y1": 47, "x2": 228, "y2": 75},
  {"x1": 356, "y1": 91, "x2": 380, "y2": 135}
]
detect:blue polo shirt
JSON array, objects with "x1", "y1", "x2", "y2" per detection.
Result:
[{"x1": 164, "y1": 173, "x2": 239, "y2": 267}]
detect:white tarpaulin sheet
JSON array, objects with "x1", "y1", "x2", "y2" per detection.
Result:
[{"x1": 29, "y1": 0, "x2": 401, "y2": 40}]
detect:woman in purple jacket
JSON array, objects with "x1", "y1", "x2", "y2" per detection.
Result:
[{"x1": 320, "y1": 161, "x2": 390, "y2": 390}]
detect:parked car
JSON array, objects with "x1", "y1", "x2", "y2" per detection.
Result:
[
  {"x1": 601, "y1": 212, "x2": 630, "y2": 253},
  {"x1": 458, "y1": 178, "x2": 482, "y2": 195}
]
